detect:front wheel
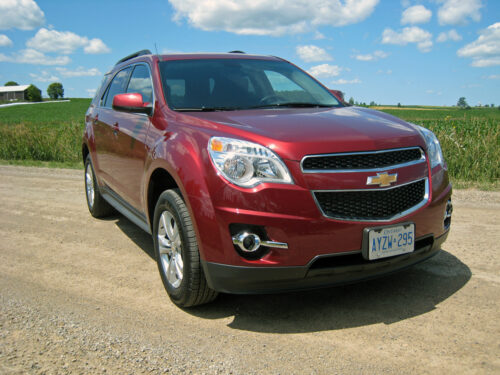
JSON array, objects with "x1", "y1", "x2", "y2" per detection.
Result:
[{"x1": 153, "y1": 189, "x2": 218, "y2": 307}]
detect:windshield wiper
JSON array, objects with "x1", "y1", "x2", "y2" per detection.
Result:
[
  {"x1": 174, "y1": 106, "x2": 241, "y2": 112},
  {"x1": 247, "y1": 102, "x2": 335, "y2": 109}
]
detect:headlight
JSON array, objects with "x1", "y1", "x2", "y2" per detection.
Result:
[
  {"x1": 417, "y1": 126, "x2": 444, "y2": 168},
  {"x1": 208, "y1": 137, "x2": 293, "y2": 187}
]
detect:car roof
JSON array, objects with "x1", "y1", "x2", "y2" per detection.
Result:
[
  {"x1": 159, "y1": 53, "x2": 283, "y2": 62},
  {"x1": 109, "y1": 52, "x2": 285, "y2": 75}
]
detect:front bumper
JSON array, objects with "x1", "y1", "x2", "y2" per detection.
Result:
[{"x1": 202, "y1": 230, "x2": 448, "y2": 294}]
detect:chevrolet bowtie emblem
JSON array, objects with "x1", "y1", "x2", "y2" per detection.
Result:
[{"x1": 366, "y1": 172, "x2": 398, "y2": 187}]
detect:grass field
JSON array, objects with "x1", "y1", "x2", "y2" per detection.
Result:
[
  {"x1": 0, "y1": 99, "x2": 89, "y2": 168},
  {"x1": 375, "y1": 106, "x2": 499, "y2": 188},
  {"x1": 0, "y1": 99, "x2": 498, "y2": 188}
]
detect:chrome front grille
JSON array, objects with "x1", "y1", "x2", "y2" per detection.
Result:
[{"x1": 301, "y1": 147, "x2": 425, "y2": 173}]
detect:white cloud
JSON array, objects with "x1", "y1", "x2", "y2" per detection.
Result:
[
  {"x1": 169, "y1": 0, "x2": 379, "y2": 36},
  {"x1": 27, "y1": 28, "x2": 86, "y2": 53},
  {"x1": 377, "y1": 69, "x2": 392, "y2": 75},
  {"x1": 485, "y1": 74, "x2": 500, "y2": 79},
  {"x1": 401, "y1": 5, "x2": 432, "y2": 25},
  {"x1": 354, "y1": 50, "x2": 388, "y2": 61},
  {"x1": 26, "y1": 28, "x2": 110, "y2": 54},
  {"x1": 84, "y1": 38, "x2": 110, "y2": 54},
  {"x1": 296, "y1": 45, "x2": 332, "y2": 62},
  {"x1": 437, "y1": 0, "x2": 482, "y2": 26},
  {"x1": 313, "y1": 31, "x2": 326, "y2": 40},
  {"x1": 0, "y1": 0, "x2": 44, "y2": 30},
  {"x1": 332, "y1": 78, "x2": 361, "y2": 84},
  {"x1": 29, "y1": 70, "x2": 59, "y2": 82},
  {"x1": 0, "y1": 48, "x2": 70, "y2": 65},
  {"x1": 86, "y1": 88, "x2": 97, "y2": 97},
  {"x1": 457, "y1": 22, "x2": 500, "y2": 67},
  {"x1": 382, "y1": 26, "x2": 433, "y2": 52},
  {"x1": 0, "y1": 34, "x2": 13, "y2": 47},
  {"x1": 308, "y1": 64, "x2": 342, "y2": 78},
  {"x1": 437, "y1": 29, "x2": 462, "y2": 42},
  {"x1": 56, "y1": 67, "x2": 101, "y2": 77},
  {"x1": 470, "y1": 57, "x2": 500, "y2": 67}
]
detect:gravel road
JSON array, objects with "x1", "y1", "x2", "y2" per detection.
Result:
[{"x1": 0, "y1": 165, "x2": 499, "y2": 374}]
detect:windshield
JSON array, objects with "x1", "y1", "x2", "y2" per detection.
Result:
[{"x1": 159, "y1": 58, "x2": 341, "y2": 111}]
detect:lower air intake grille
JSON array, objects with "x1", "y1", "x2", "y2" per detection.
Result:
[{"x1": 314, "y1": 179, "x2": 427, "y2": 221}]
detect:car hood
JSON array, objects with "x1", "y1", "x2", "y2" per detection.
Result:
[{"x1": 186, "y1": 106, "x2": 425, "y2": 161}]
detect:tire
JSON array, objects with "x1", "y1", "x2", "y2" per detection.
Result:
[
  {"x1": 153, "y1": 189, "x2": 218, "y2": 307},
  {"x1": 84, "y1": 155, "x2": 115, "y2": 218}
]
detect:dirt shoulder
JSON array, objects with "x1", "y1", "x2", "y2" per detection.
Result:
[{"x1": 0, "y1": 166, "x2": 499, "y2": 374}]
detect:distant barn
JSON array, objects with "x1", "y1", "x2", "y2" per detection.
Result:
[{"x1": 0, "y1": 85, "x2": 30, "y2": 101}]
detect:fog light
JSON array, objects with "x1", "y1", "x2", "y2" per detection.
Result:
[
  {"x1": 233, "y1": 232, "x2": 261, "y2": 252},
  {"x1": 232, "y1": 231, "x2": 289, "y2": 252}
]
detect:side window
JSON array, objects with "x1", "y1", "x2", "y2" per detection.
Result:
[
  {"x1": 103, "y1": 67, "x2": 132, "y2": 108},
  {"x1": 93, "y1": 75, "x2": 110, "y2": 106},
  {"x1": 127, "y1": 65, "x2": 153, "y2": 104}
]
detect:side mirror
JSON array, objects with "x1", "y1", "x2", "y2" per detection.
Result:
[
  {"x1": 329, "y1": 89, "x2": 345, "y2": 103},
  {"x1": 112, "y1": 93, "x2": 152, "y2": 115}
]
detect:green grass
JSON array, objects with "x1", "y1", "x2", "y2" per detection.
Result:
[
  {"x1": 0, "y1": 98, "x2": 90, "y2": 164},
  {"x1": 0, "y1": 159, "x2": 82, "y2": 169},
  {"x1": 0, "y1": 100, "x2": 498, "y2": 188},
  {"x1": 0, "y1": 98, "x2": 90, "y2": 125}
]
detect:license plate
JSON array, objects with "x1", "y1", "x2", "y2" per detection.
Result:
[{"x1": 362, "y1": 223, "x2": 415, "y2": 260}]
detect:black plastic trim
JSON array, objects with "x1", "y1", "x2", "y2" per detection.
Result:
[
  {"x1": 115, "y1": 49, "x2": 152, "y2": 66},
  {"x1": 101, "y1": 185, "x2": 151, "y2": 234},
  {"x1": 202, "y1": 231, "x2": 449, "y2": 294}
]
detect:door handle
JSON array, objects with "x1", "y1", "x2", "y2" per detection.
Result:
[
  {"x1": 113, "y1": 122, "x2": 119, "y2": 135},
  {"x1": 92, "y1": 115, "x2": 99, "y2": 125}
]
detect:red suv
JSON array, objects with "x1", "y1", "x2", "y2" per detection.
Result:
[{"x1": 83, "y1": 50, "x2": 453, "y2": 307}]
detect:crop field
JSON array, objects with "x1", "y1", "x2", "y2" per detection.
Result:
[
  {"x1": 0, "y1": 100, "x2": 498, "y2": 187},
  {"x1": 376, "y1": 106, "x2": 499, "y2": 187},
  {"x1": 0, "y1": 99, "x2": 89, "y2": 168}
]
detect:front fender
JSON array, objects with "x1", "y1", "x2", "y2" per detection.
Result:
[{"x1": 144, "y1": 128, "x2": 225, "y2": 262}]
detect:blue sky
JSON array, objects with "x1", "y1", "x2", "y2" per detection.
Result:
[{"x1": 0, "y1": 0, "x2": 498, "y2": 106}]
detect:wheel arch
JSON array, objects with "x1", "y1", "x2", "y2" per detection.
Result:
[
  {"x1": 82, "y1": 143, "x2": 90, "y2": 164},
  {"x1": 147, "y1": 167, "x2": 179, "y2": 232}
]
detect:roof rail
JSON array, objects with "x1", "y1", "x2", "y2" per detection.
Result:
[
  {"x1": 228, "y1": 50, "x2": 245, "y2": 54},
  {"x1": 115, "y1": 49, "x2": 152, "y2": 65}
]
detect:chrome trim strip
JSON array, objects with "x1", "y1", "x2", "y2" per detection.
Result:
[
  {"x1": 231, "y1": 235, "x2": 289, "y2": 250},
  {"x1": 261, "y1": 240, "x2": 289, "y2": 249},
  {"x1": 312, "y1": 178, "x2": 430, "y2": 222},
  {"x1": 300, "y1": 147, "x2": 426, "y2": 173}
]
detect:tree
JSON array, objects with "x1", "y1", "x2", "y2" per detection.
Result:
[
  {"x1": 4, "y1": 81, "x2": 18, "y2": 86},
  {"x1": 348, "y1": 97, "x2": 354, "y2": 105},
  {"x1": 397, "y1": 102, "x2": 402, "y2": 107},
  {"x1": 369, "y1": 101, "x2": 376, "y2": 106},
  {"x1": 26, "y1": 84, "x2": 42, "y2": 102},
  {"x1": 47, "y1": 82, "x2": 64, "y2": 99},
  {"x1": 457, "y1": 97, "x2": 468, "y2": 108}
]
